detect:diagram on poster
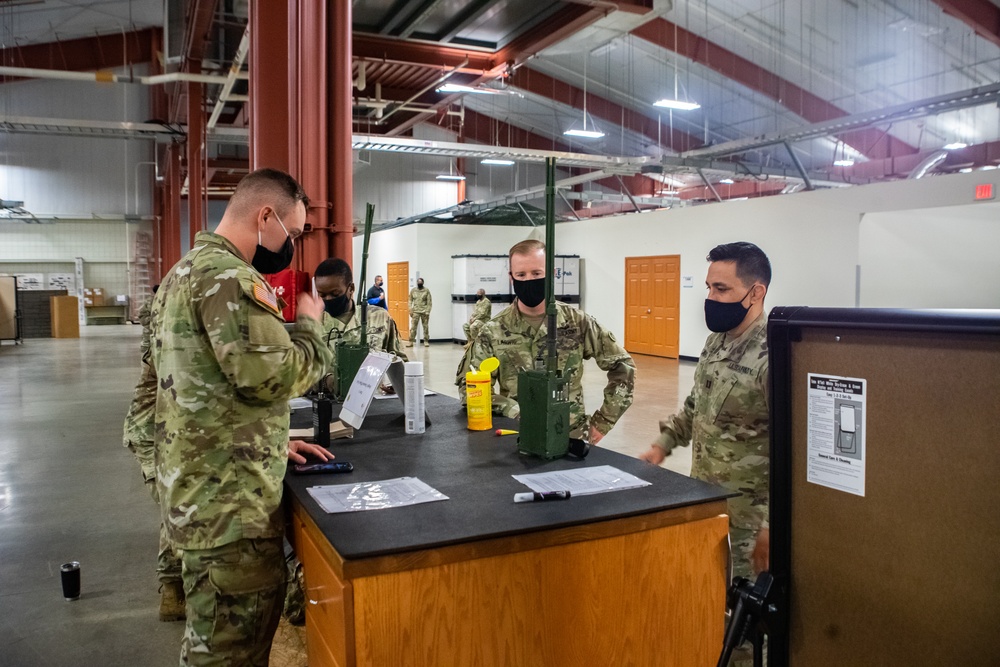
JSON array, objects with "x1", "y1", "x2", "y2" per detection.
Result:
[{"x1": 807, "y1": 373, "x2": 866, "y2": 496}]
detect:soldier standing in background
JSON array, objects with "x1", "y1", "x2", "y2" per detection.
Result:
[
  {"x1": 150, "y1": 169, "x2": 333, "y2": 665},
  {"x1": 463, "y1": 288, "x2": 491, "y2": 342},
  {"x1": 407, "y1": 277, "x2": 432, "y2": 347},
  {"x1": 467, "y1": 239, "x2": 635, "y2": 444},
  {"x1": 639, "y1": 241, "x2": 772, "y2": 583},
  {"x1": 366, "y1": 274, "x2": 387, "y2": 309},
  {"x1": 122, "y1": 284, "x2": 186, "y2": 622}
]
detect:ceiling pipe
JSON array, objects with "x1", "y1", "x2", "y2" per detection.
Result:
[
  {"x1": 908, "y1": 150, "x2": 949, "y2": 179},
  {"x1": 0, "y1": 65, "x2": 238, "y2": 86}
]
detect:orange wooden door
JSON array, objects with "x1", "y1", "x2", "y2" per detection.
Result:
[
  {"x1": 625, "y1": 255, "x2": 679, "y2": 358},
  {"x1": 387, "y1": 261, "x2": 409, "y2": 339}
]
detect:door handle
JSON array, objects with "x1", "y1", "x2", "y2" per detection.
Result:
[{"x1": 646, "y1": 309, "x2": 651, "y2": 314}]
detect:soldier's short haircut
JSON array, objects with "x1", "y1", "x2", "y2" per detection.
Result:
[
  {"x1": 509, "y1": 239, "x2": 545, "y2": 261},
  {"x1": 707, "y1": 242, "x2": 771, "y2": 287},
  {"x1": 230, "y1": 168, "x2": 310, "y2": 218},
  {"x1": 315, "y1": 258, "x2": 353, "y2": 284}
]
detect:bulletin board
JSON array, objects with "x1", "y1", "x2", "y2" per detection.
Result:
[{"x1": 767, "y1": 307, "x2": 1000, "y2": 667}]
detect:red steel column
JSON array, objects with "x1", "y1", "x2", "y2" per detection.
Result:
[
  {"x1": 161, "y1": 143, "x2": 183, "y2": 275},
  {"x1": 292, "y1": 0, "x2": 331, "y2": 273},
  {"x1": 187, "y1": 80, "x2": 205, "y2": 246},
  {"x1": 250, "y1": 0, "x2": 290, "y2": 172},
  {"x1": 328, "y1": 0, "x2": 353, "y2": 266}
]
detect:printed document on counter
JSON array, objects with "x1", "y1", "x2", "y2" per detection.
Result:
[
  {"x1": 512, "y1": 465, "x2": 651, "y2": 496},
  {"x1": 307, "y1": 476, "x2": 448, "y2": 513}
]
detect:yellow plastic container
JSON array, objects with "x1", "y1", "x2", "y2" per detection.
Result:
[{"x1": 466, "y1": 357, "x2": 498, "y2": 431}]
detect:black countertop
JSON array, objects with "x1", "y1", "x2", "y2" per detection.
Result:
[{"x1": 285, "y1": 394, "x2": 732, "y2": 561}]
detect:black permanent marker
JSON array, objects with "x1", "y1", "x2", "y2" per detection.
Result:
[{"x1": 514, "y1": 490, "x2": 571, "y2": 503}]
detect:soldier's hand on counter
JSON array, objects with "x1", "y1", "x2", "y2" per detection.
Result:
[
  {"x1": 287, "y1": 439, "x2": 334, "y2": 464},
  {"x1": 589, "y1": 424, "x2": 604, "y2": 445},
  {"x1": 297, "y1": 293, "x2": 325, "y2": 321},
  {"x1": 638, "y1": 444, "x2": 667, "y2": 465}
]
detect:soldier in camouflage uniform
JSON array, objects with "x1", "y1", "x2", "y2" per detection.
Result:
[
  {"x1": 463, "y1": 289, "x2": 491, "y2": 342},
  {"x1": 122, "y1": 287, "x2": 186, "y2": 621},
  {"x1": 467, "y1": 240, "x2": 635, "y2": 443},
  {"x1": 150, "y1": 169, "x2": 333, "y2": 666},
  {"x1": 314, "y1": 258, "x2": 407, "y2": 379},
  {"x1": 640, "y1": 241, "x2": 771, "y2": 584},
  {"x1": 407, "y1": 278, "x2": 432, "y2": 346}
]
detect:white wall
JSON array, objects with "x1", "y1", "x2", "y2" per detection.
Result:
[
  {"x1": 859, "y1": 202, "x2": 1000, "y2": 308},
  {"x1": 353, "y1": 170, "x2": 1000, "y2": 355},
  {"x1": 0, "y1": 71, "x2": 154, "y2": 217}
]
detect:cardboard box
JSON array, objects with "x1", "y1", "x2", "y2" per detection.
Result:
[
  {"x1": 114, "y1": 294, "x2": 128, "y2": 306},
  {"x1": 84, "y1": 288, "x2": 106, "y2": 307}
]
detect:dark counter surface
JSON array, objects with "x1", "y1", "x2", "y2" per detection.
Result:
[{"x1": 285, "y1": 394, "x2": 732, "y2": 561}]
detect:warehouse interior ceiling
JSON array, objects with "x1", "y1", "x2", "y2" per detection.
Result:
[{"x1": 3, "y1": 0, "x2": 1000, "y2": 211}]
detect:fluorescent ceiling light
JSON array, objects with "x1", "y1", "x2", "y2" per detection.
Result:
[
  {"x1": 944, "y1": 142, "x2": 968, "y2": 150},
  {"x1": 436, "y1": 83, "x2": 493, "y2": 94},
  {"x1": 980, "y1": 165, "x2": 998, "y2": 170},
  {"x1": 719, "y1": 178, "x2": 734, "y2": 184},
  {"x1": 563, "y1": 128, "x2": 605, "y2": 139},
  {"x1": 653, "y1": 99, "x2": 701, "y2": 111},
  {"x1": 959, "y1": 168, "x2": 973, "y2": 173},
  {"x1": 833, "y1": 159, "x2": 855, "y2": 167},
  {"x1": 436, "y1": 174, "x2": 466, "y2": 181},
  {"x1": 481, "y1": 158, "x2": 515, "y2": 166}
]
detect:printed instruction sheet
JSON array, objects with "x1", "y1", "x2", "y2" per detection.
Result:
[
  {"x1": 307, "y1": 476, "x2": 448, "y2": 513},
  {"x1": 807, "y1": 373, "x2": 867, "y2": 496},
  {"x1": 512, "y1": 465, "x2": 651, "y2": 497}
]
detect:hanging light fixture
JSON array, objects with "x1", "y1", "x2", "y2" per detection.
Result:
[
  {"x1": 481, "y1": 158, "x2": 515, "y2": 166},
  {"x1": 653, "y1": 25, "x2": 699, "y2": 111},
  {"x1": 563, "y1": 56, "x2": 604, "y2": 139},
  {"x1": 833, "y1": 141, "x2": 855, "y2": 167},
  {"x1": 436, "y1": 160, "x2": 466, "y2": 181},
  {"x1": 944, "y1": 142, "x2": 968, "y2": 150}
]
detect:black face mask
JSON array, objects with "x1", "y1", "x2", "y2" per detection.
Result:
[
  {"x1": 476, "y1": 294, "x2": 484, "y2": 301},
  {"x1": 512, "y1": 277, "x2": 546, "y2": 308},
  {"x1": 704, "y1": 287, "x2": 754, "y2": 333},
  {"x1": 324, "y1": 292, "x2": 352, "y2": 318},
  {"x1": 417, "y1": 283, "x2": 424, "y2": 289},
  {"x1": 251, "y1": 214, "x2": 294, "y2": 274}
]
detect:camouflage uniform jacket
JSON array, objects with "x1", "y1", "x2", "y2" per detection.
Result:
[
  {"x1": 470, "y1": 301, "x2": 635, "y2": 438},
  {"x1": 470, "y1": 297, "x2": 491, "y2": 325},
  {"x1": 656, "y1": 313, "x2": 769, "y2": 531},
  {"x1": 408, "y1": 287, "x2": 432, "y2": 314},
  {"x1": 150, "y1": 232, "x2": 332, "y2": 550},
  {"x1": 122, "y1": 295, "x2": 157, "y2": 479},
  {"x1": 322, "y1": 303, "x2": 408, "y2": 364}
]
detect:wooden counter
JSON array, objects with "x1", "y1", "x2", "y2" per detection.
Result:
[{"x1": 286, "y1": 395, "x2": 732, "y2": 667}]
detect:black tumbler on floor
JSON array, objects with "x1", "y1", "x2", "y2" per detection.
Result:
[{"x1": 60, "y1": 561, "x2": 81, "y2": 601}]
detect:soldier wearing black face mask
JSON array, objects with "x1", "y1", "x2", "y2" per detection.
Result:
[
  {"x1": 461, "y1": 239, "x2": 635, "y2": 444},
  {"x1": 640, "y1": 241, "x2": 772, "y2": 603},
  {"x1": 312, "y1": 258, "x2": 407, "y2": 388}
]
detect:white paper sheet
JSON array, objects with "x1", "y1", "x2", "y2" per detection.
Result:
[
  {"x1": 306, "y1": 476, "x2": 449, "y2": 513},
  {"x1": 512, "y1": 465, "x2": 651, "y2": 497}
]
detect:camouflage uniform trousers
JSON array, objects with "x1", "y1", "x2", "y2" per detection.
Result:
[
  {"x1": 143, "y1": 477, "x2": 183, "y2": 584},
  {"x1": 462, "y1": 318, "x2": 485, "y2": 342},
  {"x1": 409, "y1": 312, "x2": 430, "y2": 343},
  {"x1": 179, "y1": 536, "x2": 285, "y2": 667}
]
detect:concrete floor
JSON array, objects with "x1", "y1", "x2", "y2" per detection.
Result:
[{"x1": 0, "y1": 325, "x2": 695, "y2": 665}]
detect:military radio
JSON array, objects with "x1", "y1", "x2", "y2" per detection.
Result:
[
  {"x1": 516, "y1": 158, "x2": 573, "y2": 460},
  {"x1": 332, "y1": 202, "x2": 375, "y2": 400}
]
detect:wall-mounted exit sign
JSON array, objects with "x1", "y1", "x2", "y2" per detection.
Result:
[{"x1": 974, "y1": 183, "x2": 994, "y2": 200}]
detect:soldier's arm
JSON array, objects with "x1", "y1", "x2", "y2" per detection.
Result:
[
  {"x1": 582, "y1": 317, "x2": 636, "y2": 436},
  {"x1": 427, "y1": 290, "x2": 432, "y2": 311},
  {"x1": 201, "y1": 275, "x2": 333, "y2": 404},
  {"x1": 384, "y1": 314, "x2": 408, "y2": 362},
  {"x1": 470, "y1": 331, "x2": 519, "y2": 418},
  {"x1": 654, "y1": 389, "x2": 696, "y2": 455}
]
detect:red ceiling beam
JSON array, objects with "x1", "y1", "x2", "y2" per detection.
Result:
[
  {"x1": 184, "y1": 0, "x2": 220, "y2": 69},
  {"x1": 631, "y1": 19, "x2": 918, "y2": 160},
  {"x1": 354, "y1": 33, "x2": 498, "y2": 73},
  {"x1": 495, "y1": 5, "x2": 606, "y2": 67},
  {"x1": 931, "y1": 0, "x2": 1000, "y2": 49},
  {"x1": 0, "y1": 28, "x2": 156, "y2": 81},
  {"x1": 510, "y1": 66, "x2": 704, "y2": 152}
]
